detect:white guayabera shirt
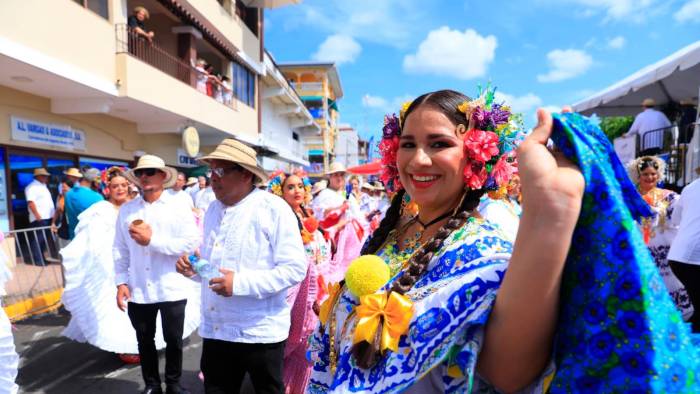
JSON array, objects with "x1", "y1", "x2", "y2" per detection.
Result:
[
  {"x1": 199, "y1": 188, "x2": 307, "y2": 344},
  {"x1": 113, "y1": 191, "x2": 200, "y2": 303}
]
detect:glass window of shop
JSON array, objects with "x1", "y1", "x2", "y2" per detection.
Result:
[
  {"x1": 0, "y1": 147, "x2": 8, "y2": 232},
  {"x1": 79, "y1": 157, "x2": 130, "y2": 171},
  {"x1": 72, "y1": 0, "x2": 109, "y2": 20}
]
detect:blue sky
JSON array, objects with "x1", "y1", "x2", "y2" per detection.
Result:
[{"x1": 264, "y1": 0, "x2": 700, "y2": 141}]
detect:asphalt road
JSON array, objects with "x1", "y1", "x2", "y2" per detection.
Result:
[{"x1": 13, "y1": 308, "x2": 254, "y2": 394}]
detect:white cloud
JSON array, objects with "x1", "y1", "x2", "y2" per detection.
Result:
[
  {"x1": 312, "y1": 35, "x2": 362, "y2": 65},
  {"x1": 361, "y1": 94, "x2": 388, "y2": 109},
  {"x1": 494, "y1": 92, "x2": 543, "y2": 114},
  {"x1": 675, "y1": 0, "x2": 700, "y2": 22},
  {"x1": 403, "y1": 27, "x2": 497, "y2": 80},
  {"x1": 537, "y1": 49, "x2": 593, "y2": 83},
  {"x1": 607, "y1": 36, "x2": 626, "y2": 49},
  {"x1": 557, "y1": 0, "x2": 659, "y2": 22},
  {"x1": 288, "y1": 1, "x2": 425, "y2": 48}
]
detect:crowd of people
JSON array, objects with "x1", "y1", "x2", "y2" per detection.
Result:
[{"x1": 1, "y1": 87, "x2": 699, "y2": 394}]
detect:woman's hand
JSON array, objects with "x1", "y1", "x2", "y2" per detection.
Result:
[{"x1": 517, "y1": 109, "x2": 585, "y2": 221}]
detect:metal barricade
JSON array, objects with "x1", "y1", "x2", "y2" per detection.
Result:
[{"x1": 1, "y1": 226, "x2": 65, "y2": 321}]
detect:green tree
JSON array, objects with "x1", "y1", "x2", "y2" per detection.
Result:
[{"x1": 599, "y1": 116, "x2": 634, "y2": 141}]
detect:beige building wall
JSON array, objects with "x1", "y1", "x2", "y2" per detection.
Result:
[{"x1": 0, "y1": 0, "x2": 116, "y2": 83}]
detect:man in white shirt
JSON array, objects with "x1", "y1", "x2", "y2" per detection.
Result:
[
  {"x1": 669, "y1": 177, "x2": 700, "y2": 333},
  {"x1": 24, "y1": 167, "x2": 56, "y2": 266},
  {"x1": 114, "y1": 155, "x2": 200, "y2": 394},
  {"x1": 176, "y1": 139, "x2": 306, "y2": 394},
  {"x1": 624, "y1": 98, "x2": 672, "y2": 156},
  {"x1": 312, "y1": 162, "x2": 348, "y2": 221},
  {"x1": 167, "y1": 172, "x2": 194, "y2": 209}
]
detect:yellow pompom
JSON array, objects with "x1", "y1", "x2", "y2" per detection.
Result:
[{"x1": 344, "y1": 255, "x2": 391, "y2": 298}]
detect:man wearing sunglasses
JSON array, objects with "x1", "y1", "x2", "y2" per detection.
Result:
[
  {"x1": 114, "y1": 154, "x2": 200, "y2": 394},
  {"x1": 175, "y1": 139, "x2": 306, "y2": 394}
]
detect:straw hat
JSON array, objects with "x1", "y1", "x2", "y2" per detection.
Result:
[
  {"x1": 199, "y1": 138, "x2": 267, "y2": 183},
  {"x1": 125, "y1": 154, "x2": 178, "y2": 188},
  {"x1": 33, "y1": 168, "x2": 50, "y2": 177},
  {"x1": 325, "y1": 162, "x2": 347, "y2": 175},
  {"x1": 311, "y1": 179, "x2": 328, "y2": 195},
  {"x1": 63, "y1": 168, "x2": 83, "y2": 178},
  {"x1": 642, "y1": 98, "x2": 656, "y2": 107},
  {"x1": 361, "y1": 182, "x2": 374, "y2": 191},
  {"x1": 185, "y1": 177, "x2": 198, "y2": 186},
  {"x1": 372, "y1": 181, "x2": 385, "y2": 191}
]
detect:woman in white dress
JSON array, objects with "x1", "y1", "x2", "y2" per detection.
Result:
[
  {"x1": 60, "y1": 167, "x2": 201, "y2": 362},
  {"x1": 0, "y1": 233, "x2": 19, "y2": 394}
]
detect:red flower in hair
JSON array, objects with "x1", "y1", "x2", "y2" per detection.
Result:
[
  {"x1": 463, "y1": 161, "x2": 488, "y2": 189},
  {"x1": 464, "y1": 129, "x2": 500, "y2": 163},
  {"x1": 379, "y1": 135, "x2": 402, "y2": 192}
]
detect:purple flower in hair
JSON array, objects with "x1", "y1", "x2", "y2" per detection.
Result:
[
  {"x1": 383, "y1": 114, "x2": 401, "y2": 139},
  {"x1": 489, "y1": 104, "x2": 511, "y2": 126},
  {"x1": 471, "y1": 107, "x2": 487, "y2": 129}
]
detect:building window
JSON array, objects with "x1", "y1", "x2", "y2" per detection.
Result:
[
  {"x1": 232, "y1": 61, "x2": 256, "y2": 108},
  {"x1": 235, "y1": 1, "x2": 259, "y2": 36},
  {"x1": 292, "y1": 132, "x2": 299, "y2": 141},
  {"x1": 72, "y1": 0, "x2": 109, "y2": 20}
]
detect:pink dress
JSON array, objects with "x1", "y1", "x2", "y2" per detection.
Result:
[{"x1": 283, "y1": 230, "x2": 329, "y2": 393}]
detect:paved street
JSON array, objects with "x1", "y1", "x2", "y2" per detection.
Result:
[{"x1": 12, "y1": 308, "x2": 252, "y2": 394}]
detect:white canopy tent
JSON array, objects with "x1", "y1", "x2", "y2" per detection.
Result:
[
  {"x1": 573, "y1": 41, "x2": 700, "y2": 117},
  {"x1": 573, "y1": 41, "x2": 700, "y2": 185}
]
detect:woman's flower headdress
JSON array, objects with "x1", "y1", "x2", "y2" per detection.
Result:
[
  {"x1": 267, "y1": 169, "x2": 313, "y2": 205},
  {"x1": 626, "y1": 156, "x2": 666, "y2": 185},
  {"x1": 378, "y1": 86, "x2": 522, "y2": 193}
]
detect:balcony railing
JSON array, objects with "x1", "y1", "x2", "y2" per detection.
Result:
[
  {"x1": 115, "y1": 24, "x2": 237, "y2": 110},
  {"x1": 292, "y1": 82, "x2": 323, "y2": 92}
]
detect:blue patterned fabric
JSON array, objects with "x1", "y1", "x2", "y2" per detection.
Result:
[{"x1": 549, "y1": 113, "x2": 700, "y2": 392}]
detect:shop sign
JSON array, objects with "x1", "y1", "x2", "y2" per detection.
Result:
[
  {"x1": 11, "y1": 116, "x2": 86, "y2": 151},
  {"x1": 177, "y1": 148, "x2": 200, "y2": 168},
  {"x1": 182, "y1": 126, "x2": 200, "y2": 158}
]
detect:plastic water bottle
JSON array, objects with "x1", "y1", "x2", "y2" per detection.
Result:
[{"x1": 189, "y1": 255, "x2": 218, "y2": 282}]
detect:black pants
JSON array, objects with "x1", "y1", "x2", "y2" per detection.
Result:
[
  {"x1": 27, "y1": 219, "x2": 55, "y2": 266},
  {"x1": 201, "y1": 338, "x2": 285, "y2": 394},
  {"x1": 669, "y1": 261, "x2": 700, "y2": 333},
  {"x1": 128, "y1": 299, "x2": 187, "y2": 389}
]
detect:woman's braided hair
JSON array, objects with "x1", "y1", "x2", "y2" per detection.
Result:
[{"x1": 352, "y1": 90, "x2": 486, "y2": 368}]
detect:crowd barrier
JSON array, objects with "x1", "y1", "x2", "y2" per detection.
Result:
[{"x1": 1, "y1": 226, "x2": 64, "y2": 321}]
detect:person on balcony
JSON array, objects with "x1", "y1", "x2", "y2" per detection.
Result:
[
  {"x1": 193, "y1": 59, "x2": 209, "y2": 95},
  {"x1": 128, "y1": 6, "x2": 155, "y2": 44},
  {"x1": 624, "y1": 98, "x2": 672, "y2": 156},
  {"x1": 221, "y1": 76, "x2": 233, "y2": 106}
]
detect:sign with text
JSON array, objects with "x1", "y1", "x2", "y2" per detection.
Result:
[
  {"x1": 177, "y1": 148, "x2": 201, "y2": 168},
  {"x1": 11, "y1": 116, "x2": 86, "y2": 151}
]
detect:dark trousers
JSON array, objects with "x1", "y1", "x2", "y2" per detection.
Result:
[
  {"x1": 670, "y1": 261, "x2": 700, "y2": 333},
  {"x1": 201, "y1": 338, "x2": 285, "y2": 394},
  {"x1": 127, "y1": 299, "x2": 187, "y2": 389},
  {"x1": 27, "y1": 219, "x2": 55, "y2": 266}
]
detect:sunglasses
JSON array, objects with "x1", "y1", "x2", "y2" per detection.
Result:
[
  {"x1": 134, "y1": 168, "x2": 161, "y2": 177},
  {"x1": 210, "y1": 165, "x2": 242, "y2": 178}
]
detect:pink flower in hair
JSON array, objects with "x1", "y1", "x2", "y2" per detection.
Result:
[
  {"x1": 463, "y1": 161, "x2": 488, "y2": 189},
  {"x1": 491, "y1": 154, "x2": 517, "y2": 187},
  {"x1": 464, "y1": 129, "x2": 500, "y2": 163}
]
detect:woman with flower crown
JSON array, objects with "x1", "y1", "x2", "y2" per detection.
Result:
[
  {"x1": 267, "y1": 169, "x2": 331, "y2": 393},
  {"x1": 60, "y1": 167, "x2": 201, "y2": 363},
  {"x1": 307, "y1": 89, "x2": 585, "y2": 392},
  {"x1": 625, "y1": 156, "x2": 693, "y2": 320}
]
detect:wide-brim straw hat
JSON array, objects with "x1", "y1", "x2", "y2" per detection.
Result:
[
  {"x1": 642, "y1": 98, "x2": 656, "y2": 107},
  {"x1": 186, "y1": 177, "x2": 198, "y2": 186},
  {"x1": 361, "y1": 182, "x2": 374, "y2": 191},
  {"x1": 372, "y1": 181, "x2": 385, "y2": 191},
  {"x1": 125, "y1": 154, "x2": 178, "y2": 189},
  {"x1": 33, "y1": 168, "x2": 50, "y2": 177},
  {"x1": 311, "y1": 179, "x2": 328, "y2": 195},
  {"x1": 325, "y1": 162, "x2": 347, "y2": 175},
  {"x1": 199, "y1": 138, "x2": 267, "y2": 183},
  {"x1": 63, "y1": 168, "x2": 83, "y2": 178}
]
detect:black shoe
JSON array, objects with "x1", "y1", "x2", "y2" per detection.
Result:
[
  {"x1": 165, "y1": 386, "x2": 189, "y2": 394},
  {"x1": 141, "y1": 386, "x2": 163, "y2": 394}
]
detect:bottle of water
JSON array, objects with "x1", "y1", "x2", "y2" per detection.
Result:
[{"x1": 189, "y1": 255, "x2": 218, "y2": 282}]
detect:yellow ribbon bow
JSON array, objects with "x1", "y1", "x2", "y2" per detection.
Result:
[
  {"x1": 353, "y1": 291, "x2": 414, "y2": 353},
  {"x1": 319, "y1": 282, "x2": 341, "y2": 326}
]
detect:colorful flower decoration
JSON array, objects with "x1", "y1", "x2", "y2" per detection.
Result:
[
  {"x1": 267, "y1": 168, "x2": 315, "y2": 243},
  {"x1": 377, "y1": 85, "x2": 522, "y2": 194}
]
